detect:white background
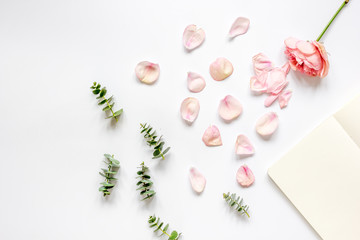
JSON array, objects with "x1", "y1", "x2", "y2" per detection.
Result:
[{"x1": 0, "y1": 0, "x2": 359, "y2": 239}]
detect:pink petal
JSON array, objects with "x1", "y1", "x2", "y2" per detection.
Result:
[
  {"x1": 296, "y1": 40, "x2": 316, "y2": 55},
  {"x1": 189, "y1": 167, "x2": 206, "y2": 193},
  {"x1": 187, "y1": 72, "x2": 206, "y2": 93},
  {"x1": 264, "y1": 94, "x2": 279, "y2": 107},
  {"x1": 255, "y1": 112, "x2": 279, "y2": 137},
  {"x1": 284, "y1": 37, "x2": 299, "y2": 49},
  {"x1": 180, "y1": 97, "x2": 200, "y2": 123},
  {"x1": 209, "y1": 57, "x2": 233, "y2": 81},
  {"x1": 135, "y1": 61, "x2": 160, "y2": 84},
  {"x1": 202, "y1": 125, "x2": 222, "y2": 146},
  {"x1": 252, "y1": 53, "x2": 273, "y2": 76},
  {"x1": 236, "y1": 165, "x2": 255, "y2": 187},
  {"x1": 229, "y1": 17, "x2": 250, "y2": 38},
  {"x1": 250, "y1": 74, "x2": 267, "y2": 93},
  {"x1": 235, "y1": 135, "x2": 255, "y2": 157},
  {"x1": 183, "y1": 24, "x2": 205, "y2": 50},
  {"x1": 218, "y1": 95, "x2": 243, "y2": 121},
  {"x1": 278, "y1": 89, "x2": 293, "y2": 109},
  {"x1": 281, "y1": 62, "x2": 290, "y2": 74},
  {"x1": 266, "y1": 68, "x2": 288, "y2": 95}
]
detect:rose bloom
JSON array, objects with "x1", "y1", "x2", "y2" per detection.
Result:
[{"x1": 284, "y1": 37, "x2": 329, "y2": 78}]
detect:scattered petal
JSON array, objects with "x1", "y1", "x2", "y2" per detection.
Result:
[
  {"x1": 278, "y1": 89, "x2": 293, "y2": 109},
  {"x1": 265, "y1": 68, "x2": 288, "y2": 95},
  {"x1": 180, "y1": 97, "x2": 200, "y2": 123},
  {"x1": 218, "y1": 95, "x2": 243, "y2": 121},
  {"x1": 252, "y1": 53, "x2": 273, "y2": 76},
  {"x1": 183, "y1": 24, "x2": 205, "y2": 50},
  {"x1": 189, "y1": 167, "x2": 206, "y2": 193},
  {"x1": 229, "y1": 17, "x2": 250, "y2": 38},
  {"x1": 202, "y1": 125, "x2": 222, "y2": 146},
  {"x1": 135, "y1": 61, "x2": 160, "y2": 84},
  {"x1": 264, "y1": 94, "x2": 279, "y2": 107},
  {"x1": 250, "y1": 74, "x2": 267, "y2": 93},
  {"x1": 236, "y1": 165, "x2": 255, "y2": 187},
  {"x1": 235, "y1": 135, "x2": 255, "y2": 157},
  {"x1": 255, "y1": 112, "x2": 279, "y2": 137},
  {"x1": 187, "y1": 72, "x2": 206, "y2": 93},
  {"x1": 281, "y1": 62, "x2": 291, "y2": 74},
  {"x1": 209, "y1": 57, "x2": 233, "y2": 81}
]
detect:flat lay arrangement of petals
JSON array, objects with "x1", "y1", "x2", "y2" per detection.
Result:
[{"x1": 87, "y1": 2, "x2": 350, "y2": 238}]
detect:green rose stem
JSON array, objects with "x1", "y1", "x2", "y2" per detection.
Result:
[{"x1": 317, "y1": 0, "x2": 350, "y2": 42}]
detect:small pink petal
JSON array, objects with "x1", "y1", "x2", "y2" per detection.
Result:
[
  {"x1": 229, "y1": 17, "x2": 250, "y2": 38},
  {"x1": 264, "y1": 94, "x2": 279, "y2": 107},
  {"x1": 284, "y1": 37, "x2": 299, "y2": 49},
  {"x1": 187, "y1": 72, "x2": 206, "y2": 93},
  {"x1": 209, "y1": 57, "x2": 233, "y2": 81},
  {"x1": 135, "y1": 61, "x2": 160, "y2": 84},
  {"x1": 180, "y1": 97, "x2": 200, "y2": 123},
  {"x1": 250, "y1": 74, "x2": 267, "y2": 93},
  {"x1": 189, "y1": 167, "x2": 206, "y2": 193},
  {"x1": 266, "y1": 68, "x2": 288, "y2": 95},
  {"x1": 278, "y1": 89, "x2": 293, "y2": 109},
  {"x1": 218, "y1": 95, "x2": 243, "y2": 121},
  {"x1": 235, "y1": 135, "x2": 255, "y2": 157},
  {"x1": 296, "y1": 41, "x2": 316, "y2": 55},
  {"x1": 236, "y1": 165, "x2": 255, "y2": 187},
  {"x1": 281, "y1": 62, "x2": 291, "y2": 74},
  {"x1": 202, "y1": 125, "x2": 222, "y2": 146},
  {"x1": 183, "y1": 24, "x2": 205, "y2": 50},
  {"x1": 255, "y1": 112, "x2": 279, "y2": 137},
  {"x1": 252, "y1": 53, "x2": 273, "y2": 76}
]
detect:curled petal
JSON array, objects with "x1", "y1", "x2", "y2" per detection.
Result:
[
  {"x1": 187, "y1": 72, "x2": 206, "y2": 93},
  {"x1": 236, "y1": 165, "x2": 255, "y2": 187},
  {"x1": 180, "y1": 97, "x2": 200, "y2": 123},
  {"x1": 266, "y1": 68, "x2": 288, "y2": 95},
  {"x1": 189, "y1": 167, "x2": 206, "y2": 193},
  {"x1": 183, "y1": 24, "x2": 205, "y2": 50},
  {"x1": 255, "y1": 112, "x2": 279, "y2": 137},
  {"x1": 278, "y1": 89, "x2": 293, "y2": 109},
  {"x1": 209, "y1": 57, "x2": 233, "y2": 81},
  {"x1": 264, "y1": 94, "x2": 279, "y2": 107},
  {"x1": 218, "y1": 95, "x2": 243, "y2": 121},
  {"x1": 252, "y1": 53, "x2": 273, "y2": 76},
  {"x1": 281, "y1": 62, "x2": 291, "y2": 74},
  {"x1": 135, "y1": 61, "x2": 160, "y2": 84},
  {"x1": 235, "y1": 135, "x2": 254, "y2": 157},
  {"x1": 202, "y1": 125, "x2": 222, "y2": 146},
  {"x1": 229, "y1": 17, "x2": 250, "y2": 38},
  {"x1": 250, "y1": 74, "x2": 267, "y2": 93}
]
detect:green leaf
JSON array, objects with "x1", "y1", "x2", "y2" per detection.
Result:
[
  {"x1": 142, "y1": 190, "x2": 155, "y2": 196},
  {"x1": 98, "y1": 99, "x2": 107, "y2": 105},
  {"x1": 163, "y1": 224, "x2": 169, "y2": 233},
  {"x1": 153, "y1": 149, "x2": 160, "y2": 157},
  {"x1": 92, "y1": 89, "x2": 100, "y2": 94},
  {"x1": 169, "y1": 231, "x2": 178, "y2": 239},
  {"x1": 162, "y1": 147, "x2": 170, "y2": 155},
  {"x1": 113, "y1": 109, "x2": 123, "y2": 117},
  {"x1": 99, "y1": 88, "x2": 107, "y2": 97},
  {"x1": 100, "y1": 182, "x2": 115, "y2": 187}
]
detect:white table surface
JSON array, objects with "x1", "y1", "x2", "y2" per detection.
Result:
[{"x1": 1, "y1": 0, "x2": 359, "y2": 239}]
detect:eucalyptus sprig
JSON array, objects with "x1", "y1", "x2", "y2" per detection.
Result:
[
  {"x1": 90, "y1": 82, "x2": 123, "y2": 122},
  {"x1": 140, "y1": 123, "x2": 170, "y2": 160},
  {"x1": 136, "y1": 162, "x2": 156, "y2": 200},
  {"x1": 148, "y1": 215, "x2": 181, "y2": 240},
  {"x1": 99, "y1": 154, "x2": 120, "y2": 197},
  {"x1": 223, "y1": 192, "x2": 250, "y2": 218}
]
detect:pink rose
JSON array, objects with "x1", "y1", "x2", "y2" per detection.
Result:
[{"x1": 284, "y1": 37, "x2": 329, "y2": 78}]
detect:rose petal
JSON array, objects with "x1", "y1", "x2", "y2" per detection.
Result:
[
  {"x1": 255, "y1": 112, "x2": 279, "y2": 137},
  {"x1": 252, "y1": 53, "x2": 273, "y2": 76},
  {"x1": 250, "y1": 73, "x2": 267, "y2": 93},
  {"x1": 218, "y1": 95, "x2": 243, "y2": 121},
  {"x1": 284, "y1": 37, "x2": 299, "y2": 49},
  {"x1": 229, "y1": 17, "x2": 250, "y2": 38},
  {"x1": 278, "y1": 89, "x2": 293, "y2": 109},
  {"x1": 187, "y1": 72, "x2": 206, "y2": 93},
  {"x1": 209, "y1": 57, "x2": 233, "y2": 81},
  {"x1": 202, "y1": 125, "x2": 222, "y2": 146},
  {"x1": 135, "y1": 61, "x2": 160, "y2": 84},
  {"x1": 235, "y1": 135, "x2": 255, "y2": 157},
  {"x1": 266, "y1": 68, "x2": 288, "y2": 95},
  {"x1": 180, "y1": 97, "x2": 200, "y2": 123},
  {"x1": 183, "y1": 24, "x2": 205, "y2": 50},
  {"x1": 296, "y1": 41, "x2": 316, "y2": 55},
  {"x1": 264, "y1": 94, "x2": 279, "y2": 107},
  {"x1": 189, "y1": 167, "x2": 206, "y2": 193},
  {"x1": 236, "y1": 165, "x2": 255, "y2": 187},
  {"x1": 281, "y1": 62, "x2": 290, "y2": 74}
]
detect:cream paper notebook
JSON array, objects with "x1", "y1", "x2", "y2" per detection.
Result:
[{"x1": 268, "y1": 95, "x2": 360, "y2": 240}]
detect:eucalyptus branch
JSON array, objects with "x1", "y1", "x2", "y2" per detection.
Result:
[
  {"x1": 223, "y1": 192, "x2": 250, "y2": 218},
  {"x1": 148, "y1": 215, "x2": 181, "y2": 240},
  {"x1": 140, "y1": 123, "x2": 170, "y2": 160},
  {"x1": 136, "y1": 162, "x2": 156, "y2": 200},
  {"x1": 90, "y1": 82, "x2": 123, "y2": 122},
  {"x1": 99, "y1": 154, "x2": 120, "y2": 197}
]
